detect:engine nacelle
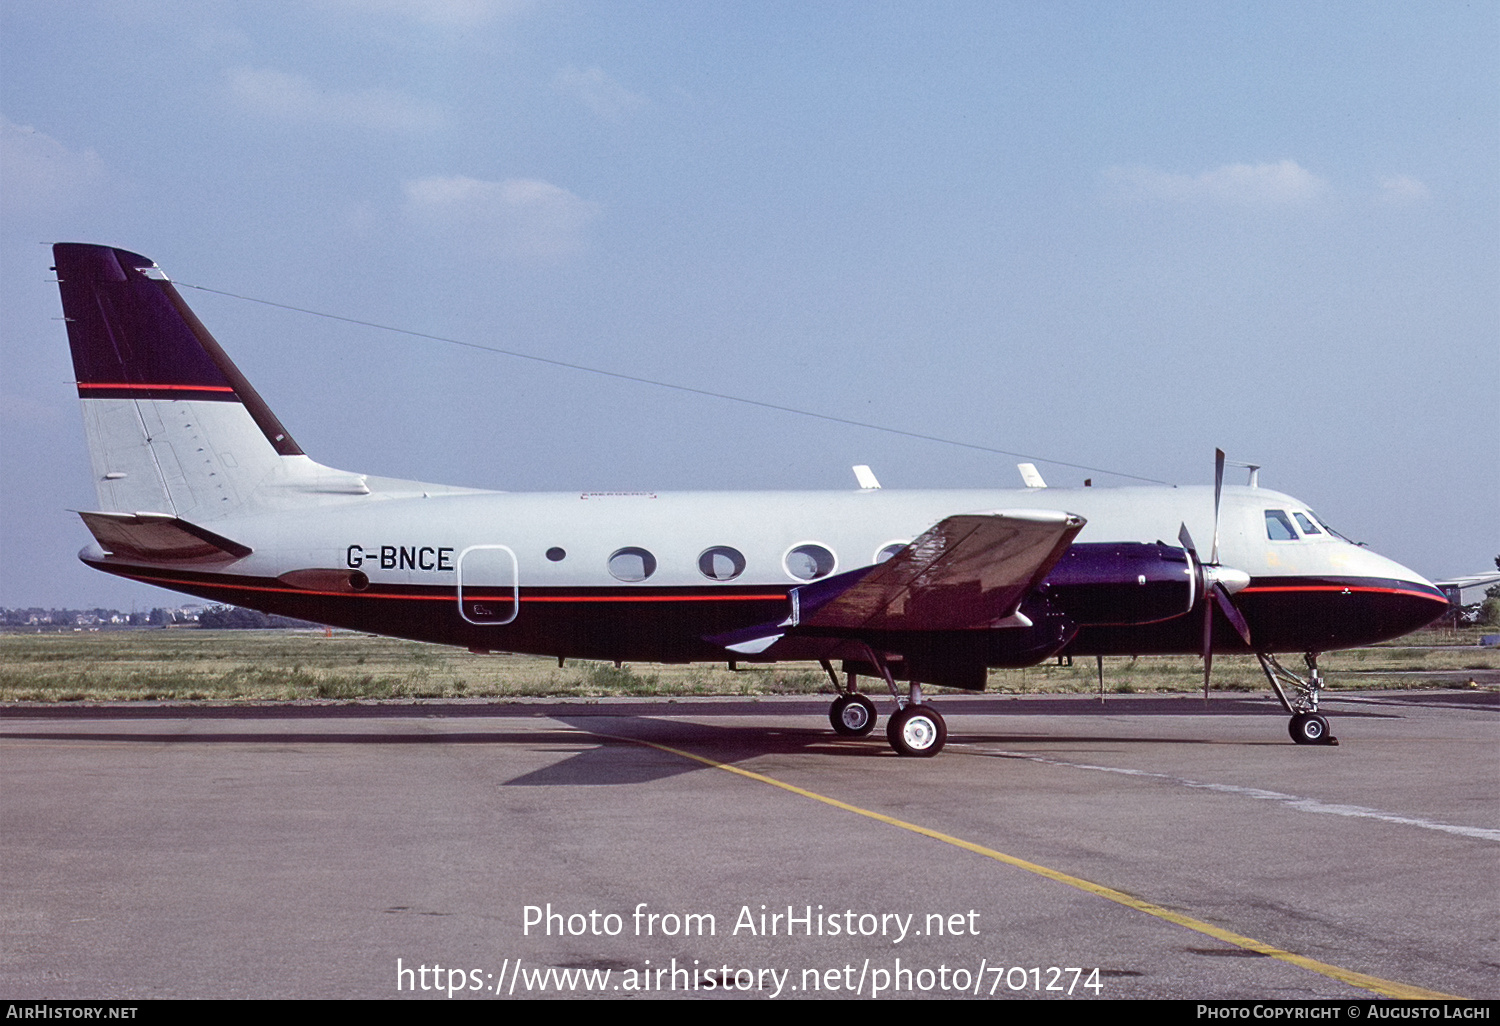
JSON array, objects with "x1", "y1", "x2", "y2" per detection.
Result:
[{"x1": 1038, "y1": 542, "x2": 1194, "y2": 626}]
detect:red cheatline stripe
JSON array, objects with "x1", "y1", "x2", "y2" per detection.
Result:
[
  {"x1": 523, "y1": 594, "x2": 785, "y2": 603},
  {"x1": 109, "y1": 571, "x2": 784, "y2": 603},
  {"x1": 109, "y1": 566, "x2": 1445, "y2": 607},
  {"x1": 1240, "y1": 584, "x2": 1446, "y2": 602},
  {"x1": 78, "y1": 382, "x2": 236, "y2": 392}
]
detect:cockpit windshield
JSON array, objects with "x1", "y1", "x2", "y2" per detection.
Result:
[
  {"x1": 1265, "y1": 510, "x2": 1298, "y2": 540},
  {"x1": 1292, "y1": 512, "x2": 1321, "y2": 535},
  {"x1": 1266, "y1": 508, "x2": 1355, "y2": 543}
]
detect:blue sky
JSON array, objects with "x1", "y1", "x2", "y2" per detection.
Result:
[{"x1": 2, "y1": 0, "x2": 1496, "y2": 609}]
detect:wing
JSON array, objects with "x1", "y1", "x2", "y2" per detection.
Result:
[
  {"x1": 712, "y1": 509, "x2": 1083, "y2": 652},
  {"x1": 800, "y1": 509, "x2": 1084, "y2": 631}
]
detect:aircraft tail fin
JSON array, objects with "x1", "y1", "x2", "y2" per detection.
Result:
[{"x1": 52, "y1": 243, "x2": 363, "y2": 521}]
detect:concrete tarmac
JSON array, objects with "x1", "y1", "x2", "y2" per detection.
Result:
[{"x1": 2, "y1": 690, "x2": 1495, "y2": 1000}]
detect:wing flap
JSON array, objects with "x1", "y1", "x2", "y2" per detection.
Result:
[{"x1": 78, "y1": 511, "x2": 252, "y2": 563}]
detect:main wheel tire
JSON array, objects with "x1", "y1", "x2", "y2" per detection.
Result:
[
  {"x1": 829, "y1": 694, "x2": 877, "y2": 736},
  {"x1": 886, "y1": 704, "x2": 947, "y2": 757},
  {"x1": 1289, "y1": 712, "x2": 1330, "y2": 745}
]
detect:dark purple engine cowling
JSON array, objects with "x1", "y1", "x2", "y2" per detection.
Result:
[{"x1": 1039, "y1": 542, "x2": 1194, "y2": 626}]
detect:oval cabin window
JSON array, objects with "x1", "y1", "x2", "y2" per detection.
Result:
[
  {"x1": 608, "y1": 547, "x2": 657, "y2": 582},
  {"x1": 698, "y1": 546, "x2": 746, "y2": 581},
  {"x1": 785, "y1": 543, "x2": 836, "y2": 581}
]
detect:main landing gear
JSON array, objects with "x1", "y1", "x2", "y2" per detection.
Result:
[
  {"x1": 820, "y1": 656, "x2": 947, "y2": 757},
  {"x1": 886, "y1": 702, "x2": 947, "y2": 758},
  {"x1": 1257, "y1": 651, "x2": 1339, "y2": 746},
  {"x1": 829, "y1": 693, "x2": 877, "y2": 737}
]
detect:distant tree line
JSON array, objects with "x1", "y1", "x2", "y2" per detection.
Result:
[
  {"x1": 195, "y1": 606, "x2": 321, "y2": 629},
  {"x1": 1, "y1": 607, "x2": 179, "y2": 627},
  {"x1": 1483, "y1": 555, "x2": 1500, "y2": 628},
  {"x1": 2, "y1": 605, "x2": 320, "y2": 629},
  {"x1": 1450, "y1": 555, "x2": 1500, "y2": 628}
]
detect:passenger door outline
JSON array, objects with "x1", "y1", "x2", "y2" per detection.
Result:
[{"x1": 457, "y1": 545, "x2": 519, "y2": 625}]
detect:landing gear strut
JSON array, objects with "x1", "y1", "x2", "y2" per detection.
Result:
[
  {"x1": 822, "y1": 660, "x2": 877, "y2": 737},
  {"x1": 828, "y1": 651, "x2": 947, "y2": 757},
  {"x1": 1257, "y1": 651, "x2": 1339, "y2": 746}
]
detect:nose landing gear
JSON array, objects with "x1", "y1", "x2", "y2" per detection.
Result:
[
  {"x1": 1288, "y1": 711, "x2": 1331, "y2": 745},
  {"x1": 1258, "y1": 652, "x2": 1339, "y2": 746}
]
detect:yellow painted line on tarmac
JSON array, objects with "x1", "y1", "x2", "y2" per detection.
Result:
[{"x1": 616, "y1": 733, "x2": 1460, "y2": 1001}]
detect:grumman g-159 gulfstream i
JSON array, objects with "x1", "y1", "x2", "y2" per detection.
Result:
[{"x1": 52, "y1": 243, "x2": 1450, "y2": 757}]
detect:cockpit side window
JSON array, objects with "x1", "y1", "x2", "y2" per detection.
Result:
[
  {"x1": 1292, "y1": 512, "x2": 1321, "y2": 535},
  {"x1": 1265, "y1": 509, "x2": 1299, "y2": 541}
]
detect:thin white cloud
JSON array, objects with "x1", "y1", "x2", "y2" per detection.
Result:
[
  {"x1": 227, "y1": 67, "x2": 443, "y2": 131},
  {"x1": 403, "y1": 175, "x2": 602, "y2": 260},
  {"x1": 554, "y1": 66, "x2": 647, "y2": 121},
  {"x1": 1104, "y1": 160, "x2": 1329, "y2": 208},
  {"x1": 0, "y1": 115, "x2": 106, "y2": 218},
  {"x1": 1377, "y1": 174, "x2": 1430, "y2": 204}
]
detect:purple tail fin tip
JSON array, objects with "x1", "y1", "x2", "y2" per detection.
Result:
[{"x1": 53, "y1": 243, "x2": 303, "y2": 456}]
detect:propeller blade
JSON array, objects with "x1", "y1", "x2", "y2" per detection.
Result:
[
  {"x1": 1201, "y1": 594, "x2": 1214, "y2": 703},
  {"x1": 1211, "y1": 448, "x2": 1225, "y2": 565},
  {"x1": 1213, "y1": 581, "x2": 1253, "y2": 646},
  {"x1": 1187, "y1": 450, "x2": 1248, "y2": 705},
  {"x1": 1178, "y1": 522, "x2": 1199, "y2": 610}
]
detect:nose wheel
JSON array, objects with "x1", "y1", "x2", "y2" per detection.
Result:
[
  {"x1": 1288, "y1": 712, "x2": 1333, "y2": 746},
  {"x1": 1259, "y1": 652, "x2": 1340, "y2": 746}
]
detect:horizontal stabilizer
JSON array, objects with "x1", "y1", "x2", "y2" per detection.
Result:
[{"x1": 78, "y1": 511, "x2": 252, "y2": 563}]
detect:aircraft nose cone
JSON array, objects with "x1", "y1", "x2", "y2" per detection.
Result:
[
  {"x1": 1342, "y1": 557, "x2": 1451, "y2": 642},
  {"x1": 1383, "y1": 565, "x2": 1451, "y2": 633},
  {"x1": 1235, "y1": 546, "x2": 1450, "y2": 650}
]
